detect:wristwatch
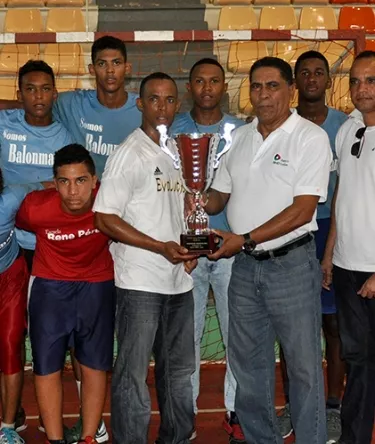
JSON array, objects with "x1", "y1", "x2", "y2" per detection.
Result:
[{"x1": 242, "y1": 232, "x2": 257, "y2": 253}]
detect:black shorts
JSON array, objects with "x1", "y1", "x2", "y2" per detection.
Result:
[{"x1": 29, "y1": 277, "x2": 116, "y2": 375}]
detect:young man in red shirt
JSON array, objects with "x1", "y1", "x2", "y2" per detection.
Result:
[{"x1": 16, "y1": 144, "x2": 116, "y2": 444}]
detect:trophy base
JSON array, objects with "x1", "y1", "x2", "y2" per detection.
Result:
[{"x1": 180, "y1": 232, "x2": 218, "y2": 255}]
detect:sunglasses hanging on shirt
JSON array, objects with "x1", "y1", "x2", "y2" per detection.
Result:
[{"x1": 351, "y1": 127, "x2": 367, "y2": 159}]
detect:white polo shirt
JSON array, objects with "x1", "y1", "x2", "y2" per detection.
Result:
[
  {"x1": 212, "y1": 109, "x2": 332, "y2": 251},
  {"x1": 333, "y1": 117, "x2": 375, "y2": 272},
  {"x1": 93, "y1": 128, "x2": 193, "y2": 295}
]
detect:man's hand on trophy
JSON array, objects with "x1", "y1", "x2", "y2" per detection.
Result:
[
  {"x1": 161, "y1": 241, "x2": 199, "y2": 265},
  {"x1": 207, "y1": 229, "x2": 244, "y2": 260}
]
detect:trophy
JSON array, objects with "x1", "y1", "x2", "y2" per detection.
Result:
[{"x1": 157, "y1": 123, "x2": 235, "y2": 254}]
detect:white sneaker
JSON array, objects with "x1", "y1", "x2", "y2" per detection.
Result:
[
  {"x1": 95, "y1": 420, "x2": 109, "y2": 444},
  {"x1": 0, "y1": 428, "x2": 25, "y2": 444}
]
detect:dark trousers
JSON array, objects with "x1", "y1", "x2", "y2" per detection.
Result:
[
  {"x1": 111, "y1": 288, "x2": 195, "y2": 444},
  {"x1": 333, "y1": 266, "x2": 375, "y2": 444}
]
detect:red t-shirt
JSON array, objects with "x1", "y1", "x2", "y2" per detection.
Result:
[{"x1": 16, "y1": 187, "x2": 114, "y2": 282}]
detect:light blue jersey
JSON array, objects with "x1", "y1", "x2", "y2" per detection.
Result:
[
  {"x1": 170, "y1": 112, "x2": 245, "y2": 232},
  {"x1": 0, "y1": 183, "x2": 42, "y2": 273},
  {"x1": 53, "y1": 90, "x2": 142, "y2": 177},
  {"x1": 0, "y1": 109, "x2": 73, "y2": 249},
  {"x1": 0, "y1": 109, "x2": 74, "y2": 185},
  {"x1": 318, "y1": 107, "x2": 347, "y2": 219}
]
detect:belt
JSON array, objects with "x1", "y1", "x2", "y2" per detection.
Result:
[{"x1": 247, "y1": 233, "x2": 313, "y2": 261}]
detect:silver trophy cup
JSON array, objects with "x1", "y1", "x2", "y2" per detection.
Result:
[{"x1": 157, "y1": 123, "x2": 235, "y2": 253}]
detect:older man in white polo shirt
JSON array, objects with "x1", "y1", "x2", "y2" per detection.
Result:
[
  {"x1": 322, "y1": 50, "x2": 375, "y2": 444},
  {"x1": 199, "y1": 57, "x2": 332, "y2": 444}
]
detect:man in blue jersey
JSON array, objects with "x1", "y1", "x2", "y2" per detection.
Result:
[
  {"x1": 53, "y1": 36, "x2": 142, "y2": 177},
  {"x1": 0, "y1": 37, "x2": 142, "y2": 178},
  {"x1": 277, "y1": 51, "x2": 347, "y2": 444},
  {"x1": 0, "y1": 166, "x2": 48, "y2": 444},
  {"x1": 170, "y1": 58, "x2": 245, "y2": 444},
  {"x1": 0, "y1": 59, "x2": 74, "y2": 256},
  {"x1": 0, "y1": 59, "x2": 73, "y2": 435},
  {"x1": 52, "y1": 35, "x2": 141, "y2": 443}
]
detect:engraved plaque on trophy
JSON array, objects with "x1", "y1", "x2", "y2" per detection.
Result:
[{"x1": 157, "y1": 123, "x2": 235, "y2": 254}]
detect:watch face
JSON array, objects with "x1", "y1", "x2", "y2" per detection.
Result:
[{"x1": 244, "y1": 240, "x2": 256, "y2": 252}]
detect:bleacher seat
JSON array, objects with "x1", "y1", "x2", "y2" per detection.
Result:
[
  {"x1": 239, "y1": 77, "x2": 253, "y2": 114},
  {"x1": 56, "y1": 78, "x2": 83, "y2": 92},
  {"x1": 0, "y1": 44, "x2": 39, "y2": 74},
  {"x1": 228, "y1": 41, "x2": 268, "y2": 73},
  {"x1": 0, "y1": 79, "x2": 17, "y2": 100},
  {"x1": 339, "y1": 7, "x2": 375, "y2": 33},
  {"x1": 273, "y1": 42, "x2": 313, "y2": 66},
  {"x1": 4, "y1": 9, "x2": 43, "y2": 32},
  {"x1": 331, "y1": 0, "x2": 367, "y2": 4},
  {"x1": 218, "y1": 6, "x2": 258, "y2": 30},
  {"x1": 254, "y1": 0, "x2": 290, "y2": 6},
  {"x1": 44, "y1": 43, "x2": 86, "y2": 75},
  {"x1": 365, "y1": 39, "x2": 375, "y2": 50},
  {"x1": 7, "y1": 0, "x2": 44, "y2": 6},
  {"x1": 318, "y1": 41, "x2": 354, "y2": 71},
  {"x1": 293, "y1": 0, "x2": 328, "y2": 5},
  {"x1": 211, "y1": 0, "x2": 252, "y2": 4},
  {"x1": 299, "y1": 7, "x2": 338, "y2": 29},
  {"x1": 46, "y1": 8, "x2": 86, "y2": 32},
  {"x1": 259, "y1": 6, "x2": 298, "y2": 30},
  {"x1": 44, "y1": 9, "x2": 86, "y2": 77},
  {"x1": 46, "y1": 0, "x2": 85, "y2": 5}
]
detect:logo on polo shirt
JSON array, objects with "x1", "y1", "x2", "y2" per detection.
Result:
[{"x1": 273, "y1": 153, "x2": 289, "y2": 167}]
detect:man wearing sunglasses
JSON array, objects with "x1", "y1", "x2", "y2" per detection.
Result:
[{"x1": 322, "y1": 50, "x2": 375, "y2": 444}]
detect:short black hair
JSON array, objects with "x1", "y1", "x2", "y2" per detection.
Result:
[
  {"x1": 189, "y1": 58, "x2": 225, "y2": 82},
  {"x1": 18, "y1": 60, "x2": 55, "y2": 90},
  {"x1": 353, "y1": 50, "x2": 375, "y2": 63},
  {"x1": 294, "y1": 50, "x2": 330, "y2": 76},
  {"x1": 250, "y1": 56, "x2": 293, "y2": 85},
  {"x1": 53, "y1": 144, "x2": 95, "y2": 177},
  {"x1": 0, "y1": 168, "x2": 3, "y2": 195},
  {"x1": 139, "y1": 72, "x2": 177, "y2": 98},
  {"x1": 91, "y1": 36, "x2": 127, "y2": 64}
]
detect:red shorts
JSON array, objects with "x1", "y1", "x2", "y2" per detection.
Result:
[{"x1": 0, "y1": 255, "x2": 29, "y2": 375}]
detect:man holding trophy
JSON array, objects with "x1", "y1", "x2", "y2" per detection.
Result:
[
  {"x1": 169, "y1": 58, "x2": 245, "y2": 443},
  {"x1": 197, "y1": 57, "x2": 332, "y2": 444},
  {"x1": 93, "y1": 72, "x2": 199, "y2": 444}
]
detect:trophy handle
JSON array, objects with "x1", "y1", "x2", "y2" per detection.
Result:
[
  {"x1": 156, "y1": 124, "x2": 180, "y2": 169},
  {"x1": 213, "y1": 122, "x2": 236, "y2": 168}
]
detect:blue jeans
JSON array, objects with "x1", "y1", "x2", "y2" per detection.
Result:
[
  {"x1": 191, "y1": 256, "x2": 236, "y2": 413},
  {"x1": 229, "y1": 242, "x2": 326, "y2": 444},
  {"x1": 111, "y1": 288, "x2": 195, "y2": 444}
]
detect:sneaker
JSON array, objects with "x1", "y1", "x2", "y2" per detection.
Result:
[
  {"x1": 189, "y1": 429, "x2": 197, "y2": 440},
  {"x1": 0, "y1": 428, "x2": 25, "y2": 444},
  {"x1": 38, "y1": 416, "x2": 45, "y2": 434},
  {"x1": 94, "y1": 420, "x2": 108, "y2": 443},
  {"x1": 65, "y1": 418, "x2": 82, "y2": 444},
  {"x1": 326, "y1": 409, "x2": 341, "y2": 444},
  {"x1": 78, "y1": 438, "x2": 97, "y2": 444},
  {"x1": 45, "y1": 441, "x2": 66, "y2": 444},
  {"x1": 223, "y1": 412, "x2": 245, "y2": 443},
  {"x1": 14, "y1": 408, "x2": 27, "y2": 433},
  {"x1": 277, "y1": 403, "x2": 293, "y2": 439}
]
